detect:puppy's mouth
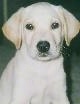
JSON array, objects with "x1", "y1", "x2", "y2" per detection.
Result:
[
  {"x1": 38, "y1": 52, "x2": 49, "y2": 57},
  {"x1": 36, "y1": 51, "x2": 52, "y2": 61}
]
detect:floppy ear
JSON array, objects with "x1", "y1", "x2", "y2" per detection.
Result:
[
  {"x1": 2, "y1": 8, "x2": 24, "y2": 49},
  {"x1": 58, "y1": 6, "x2": 80, "y2": 46}
]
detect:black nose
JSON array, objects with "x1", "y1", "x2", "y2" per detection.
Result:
[{"x1": 37, "y1": 41, "x2": 50, "y2": 53}]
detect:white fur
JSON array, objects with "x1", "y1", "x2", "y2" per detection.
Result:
[{"x1": 1, "y1": 2, "x2": 80, "y2": 104}]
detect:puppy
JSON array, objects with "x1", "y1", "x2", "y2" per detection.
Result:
[{"x1": 1, "y1": 2, "x2": 80, "y2": 104}]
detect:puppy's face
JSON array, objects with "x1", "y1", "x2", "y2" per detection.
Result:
[
  {"x1": 2, "y1": 2, "x2": 80, "y2": 61},
  {"x1": 22, "y1": 5, "x2": 63, "y2": 61},
  {"x1": 22, "y1": 6, "x2": 63, "y2": 60}
]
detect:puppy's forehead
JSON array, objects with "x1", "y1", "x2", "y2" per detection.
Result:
[{"x1": 23, "y1": 2, "x2": 59, "y2": 20}]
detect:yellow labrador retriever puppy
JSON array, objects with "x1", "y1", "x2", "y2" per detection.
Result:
[{"x1": 1, "y1": 2, "x2": 80, "y2": 104}]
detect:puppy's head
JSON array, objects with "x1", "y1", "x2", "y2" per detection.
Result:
[{"x1": 2, "y1": 2, "x2": 80, "y2": 61}]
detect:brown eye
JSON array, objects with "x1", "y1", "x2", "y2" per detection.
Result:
[
  {"x1": 25, "y1": 24, "x2": 34, "y2": 30},
  {"x1": 51, "y1": 22, "x2": 59, "y2": 29}
]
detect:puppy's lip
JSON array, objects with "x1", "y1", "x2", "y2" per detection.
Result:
[
  {"x1": 38, "y1": 52, "x2": 48, "y2": 57},
  {"x1": 36, "y1": 52, "x2": 52, "y2": 61},
  {"x1": 37, "y1": 56, "x2": 51, "y2": 61}
]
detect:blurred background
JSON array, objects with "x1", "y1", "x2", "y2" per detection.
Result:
[{"x1": 0, "y1": 0, "x2": 80, "y2": 104}]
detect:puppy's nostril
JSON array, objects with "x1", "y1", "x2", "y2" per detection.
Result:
[{"x1": 37, "y1": 41, "x2": 50, "y2": 53}]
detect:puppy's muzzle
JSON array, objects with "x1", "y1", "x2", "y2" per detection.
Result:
[{"x1": 37, "y1": 41, "x2": 50, "y2": 56}]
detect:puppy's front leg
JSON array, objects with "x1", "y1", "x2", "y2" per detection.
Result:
[
  {"x1": 10, "y1": 83, "x2": 30, "y2": 104},
  {"x1": 43, "y1": 79, "x2": 70, "y2": 104},
  {"x1": 9, "y1": 71, "x2": 32, "y2": 104},
  {"x1": 10, "y1": 83, "x2": 42, "y2": 104}
]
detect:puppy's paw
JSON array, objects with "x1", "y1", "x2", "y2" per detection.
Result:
[
  {"x1": 43, "y1": 96, "x2": 53, "y2": 104},
  {"x1": 29, "y1": 95, "x2": 42, "y2": 104}
]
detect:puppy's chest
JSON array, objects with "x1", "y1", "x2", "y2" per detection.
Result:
[
  {"x1": 26, "y1": 62, "x2": 56, "y2": 80},
  {"x1": 25, "y1": 67, "x2": 55, "y2": 94},
  {"x1": 23, "y1": 63, "x2": 58, "y2": 90},
  {"x1": 18, "y1": 58, "x2": 62, "y2": 86},
  {"x1": 16, "y1": 57, "x2": 63, "y2": 96},
  {"x1": 26, "y1": 66, "x2": 54, "y2": 84}
]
